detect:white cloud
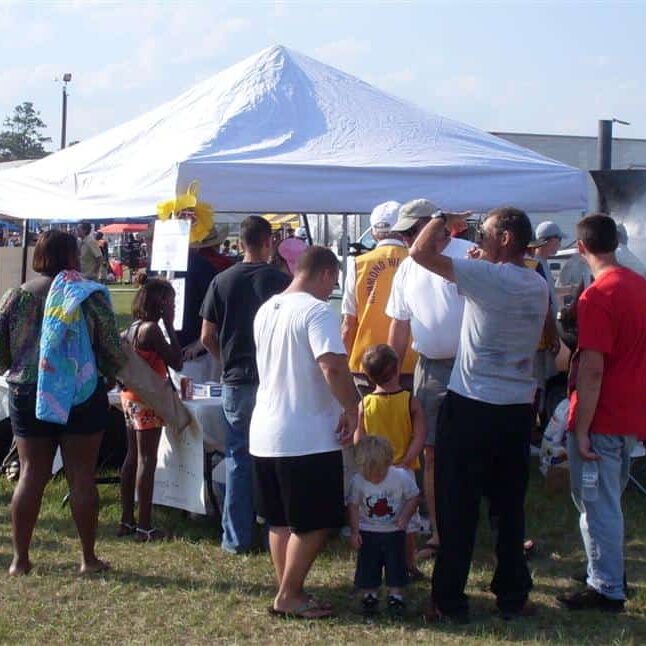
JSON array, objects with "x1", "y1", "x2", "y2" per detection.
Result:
[
  {"x1": 313, "y1": 38, "x2": 371, "y2": 66},
  {"x1": 273, "y1": 0, "x2": 288, "y2": 17},
  {"x1": 78, "y1": 36, "x2": 160, "y2": 95},
  {"x1": 366, "y1": 67, "x2": 416, "y2": 88},
  {"x1": 435, "y1": 75, "x2": 484, "y2": 100},
  {"x1": 174, "y1": 17, "x2": 251, "y2": 64},
  {"x1": 0, "y1": 63, "x2": 61, "y2": 104}
]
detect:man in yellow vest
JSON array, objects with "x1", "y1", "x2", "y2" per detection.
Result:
[{"x1": 341, "y1": 201, "x2": 416, "y2": 396}]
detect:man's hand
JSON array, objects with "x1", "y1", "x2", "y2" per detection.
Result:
[
  {"x1": 576, "y1": 431, "x2": 600, "y2": 461},
  {"x1": 336, "y1": 411, "x2": 358, "y2": 446},
  {"x1": 549, "y1": 336, "x2": 561, "y2": 356},
  {"x1": 467, "y1": 245, "x2": 485, "y2": 260},
  {"x1": 444, "y1": 211, "x2": 472, "y2": 227},
  {"x1": 350, "y1": 532, "x2": 362, "y2": 550},
  {"x1": 182, "y1": 340, "x2": 204, "y2": 361}
]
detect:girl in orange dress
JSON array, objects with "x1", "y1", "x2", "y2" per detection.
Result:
[{"x1": 118, "y1": 277, "x2": 183, "y2": 541}]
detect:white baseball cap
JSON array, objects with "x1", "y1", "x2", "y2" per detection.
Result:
[{"x1": 370, "y1": 201, "x2": 401, "y2": 231}]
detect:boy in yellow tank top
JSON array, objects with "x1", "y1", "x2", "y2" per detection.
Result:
[{"x1": 354, "y1": 344, "x2": 426, "y2": 579}]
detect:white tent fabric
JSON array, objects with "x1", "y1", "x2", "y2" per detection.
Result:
[{"x1": 0, "y1": 45, "x2": 587, "y2": 221}]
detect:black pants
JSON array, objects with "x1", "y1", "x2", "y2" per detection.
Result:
[{"x1": 431, "y1": 391, "x2": 533, "y2": 615}]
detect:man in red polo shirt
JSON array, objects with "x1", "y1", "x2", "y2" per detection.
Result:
[{"x1": 558, "y1": 214, "x2": 646, "y2": 613}]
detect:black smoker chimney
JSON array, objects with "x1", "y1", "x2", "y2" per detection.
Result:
[{"x1": 597, "y1": 119, "x2": 613, "y2": 212}]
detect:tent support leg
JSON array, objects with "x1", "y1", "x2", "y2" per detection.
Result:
[
  {"x1": 341, "y1": 213, "x2": 348, "y2": 291},
  {"x1": 302, "y1": 214, "x2": 313, "y2": 246},
  {"x1": 20, "y1": 219, "x2": 29, "y2": 284}
]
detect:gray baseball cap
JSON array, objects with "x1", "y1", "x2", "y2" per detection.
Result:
[
  {"x1": 535, "y1": 220, "x2": 565, "y2": 241},
  {"x1": 390, "y1": 198, "x2": 441, "y2": 233}
]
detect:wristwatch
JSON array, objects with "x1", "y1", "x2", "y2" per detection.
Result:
[{"x1": 431, "y1": 211, "x2": 447, "y2": 223}]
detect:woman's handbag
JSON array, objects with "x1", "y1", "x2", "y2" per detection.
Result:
[{"x1": 116, "y1": 330, "x2": 191, "y2": 433}]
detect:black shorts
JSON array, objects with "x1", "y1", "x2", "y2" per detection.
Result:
[
  {"x1": 354, "y1": 530, "x2": 408, "y2": 589},
  {"x1": 9, "y1": 380, "x2": 109, "y2": 439},
  {"x1": 252, "y1": 450, "x2": 345, "y2": 534}
]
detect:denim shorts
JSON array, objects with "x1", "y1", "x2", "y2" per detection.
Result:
[{"x1": 9, "y1": 380, "x2": 109, "y2": 438}]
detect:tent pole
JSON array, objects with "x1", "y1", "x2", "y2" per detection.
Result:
[
  {"x1": 20, "y1": 219, "x2": 30, "y2": 284},
  {"x1": 341, "y1": 214, "x2": 349, "y2": 291},
  {"x1": 301, "y1": 214, "x2": 313, "y2": 246}
]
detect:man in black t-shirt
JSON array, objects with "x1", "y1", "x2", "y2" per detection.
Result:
[{"x1": 200, "y1": 216, "x2": 291, "y2": 554}]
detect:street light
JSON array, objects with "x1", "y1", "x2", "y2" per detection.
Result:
[{"x1": 61, "y1": 73, "x2": 72, "y2": 149}]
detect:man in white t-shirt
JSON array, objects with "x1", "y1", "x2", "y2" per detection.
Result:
[
  {"x1": 250, "y1": 246, "x2": 359, "y2": 619},
  {"x1": 386, "y1": 199, "x2": 472, "y2": 552},
  {"x1": 410, "y1": 206, "x2": 548, "y2": 623}
]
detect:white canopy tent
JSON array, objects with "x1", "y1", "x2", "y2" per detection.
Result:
[{"x1": 0, "y1": 45, "x2": 586, "y2": 221}]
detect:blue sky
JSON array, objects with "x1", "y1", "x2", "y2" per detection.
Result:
[{"x1": 1, "y1": 0, "x2": 644, "y2": 150}]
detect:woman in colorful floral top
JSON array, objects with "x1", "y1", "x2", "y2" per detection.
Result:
[{"x1": 0, "y1": 230, "x2": 125, "y2": 576}]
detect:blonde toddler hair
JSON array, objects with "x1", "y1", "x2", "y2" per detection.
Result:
[{"x1": 354, "y1": 435, "x2": 393, "y2": 480}]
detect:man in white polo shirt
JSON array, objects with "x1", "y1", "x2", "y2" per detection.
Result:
[
  {"x1": 250, "y1": 246, "x2": 359, "y2": 619},
  {"x1": 386, "y1": 199, "x2": 472, "y2": 553}
]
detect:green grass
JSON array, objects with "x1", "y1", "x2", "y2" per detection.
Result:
[
  {"x1": 1, "y1": 467, "x2": 646, "y2": 644},
  {"x1": 107, "y1": 285, "x2": 136, "y2": 332}
]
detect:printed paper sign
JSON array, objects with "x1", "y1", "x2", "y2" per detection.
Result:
[{"x1": 151, "y1": 219, "x2": 190, "y2": 272}]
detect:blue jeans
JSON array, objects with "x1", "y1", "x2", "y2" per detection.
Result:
[
  {"x1": 567, "y1": 432, "x2": 636, "y2": 601},
  {"x1": 220, "y1": 384, "x2": 257, "y2": 554}
]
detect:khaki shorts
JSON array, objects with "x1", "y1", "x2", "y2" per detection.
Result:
[{"x1": 414, "y1": 356, "x2": 454, "y2": 447}]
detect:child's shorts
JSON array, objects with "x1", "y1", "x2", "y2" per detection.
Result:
[
  {"x1": 354, "y1": 530, "x2": 408, "y2": 589},
  {"x1": 121, "y1": 396, "x2": 163, "y2": 431}
]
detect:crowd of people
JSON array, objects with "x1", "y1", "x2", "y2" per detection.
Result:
[{"x1": 0, "y1": 202, "x2": 645, "y2": 626}]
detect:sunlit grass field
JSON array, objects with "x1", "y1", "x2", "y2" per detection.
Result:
[{"x1": 1, "y1": 465, "x2": 645, "y2": 644}]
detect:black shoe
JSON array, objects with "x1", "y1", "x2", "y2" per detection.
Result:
[
  {"x1": 557, "y1": 588, "x2": 624, "y2": 613},
  {"x1": 387, "y1": 595, "x2": 406, "y2": 617},
  {"x1": 361, "y1": 593, "x2": 379, "y2": 615}
]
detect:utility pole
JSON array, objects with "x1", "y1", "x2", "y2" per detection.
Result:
[{"x1": 60, "y1": 73, "x2": 72, "y2": 149}]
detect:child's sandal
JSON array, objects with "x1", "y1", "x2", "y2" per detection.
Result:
[{"x1": 135, "y1": 527, "x2": 166, "y2": 542}]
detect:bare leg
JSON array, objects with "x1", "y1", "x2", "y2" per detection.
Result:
[
  {"x1": 269, "y1": 526, "x2": 290, "y2": 586},
  {"x1": 119, "y1": 426, "x2": 137, "y2": 531},
  {"x1": 59, "y1": 431, "x2": 107, "y2": 574},
  {"x1": 9, "y1": 437, "x2": 57, "y2": 576},
  {"x1": 134, "y1": 428, "x2": 162, "y2": 532},
  {"x1": 273, "y1": 528, "x2": 329, "y2": 614},
  {"x1": 406, "y1": 532, "x2": 417, "y2": 569},
  {"x1": 424, "y1": 446, "x2": 439, "y2": 545}
]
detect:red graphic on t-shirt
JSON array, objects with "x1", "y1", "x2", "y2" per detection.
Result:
[{"x1": 366, "y1": 495, "x2": 394, "y2": 518}]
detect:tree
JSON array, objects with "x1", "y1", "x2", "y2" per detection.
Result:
[{"x1": 0, "y1": 102, "x2": 51, "y2": 161}]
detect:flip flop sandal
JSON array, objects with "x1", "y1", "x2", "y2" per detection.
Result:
[
  {"x1": 305, "y1": 595, "x2": 333, "y2": 611},
  {"x1": 268, "y1": 598, "x2": 335, "y2": 620},
  {"x1": 135, "y1": 527, "x2": 167, "y2": 542},
  {"x1": 116, "y1": 522, "x2": 137, "y2": 537}
]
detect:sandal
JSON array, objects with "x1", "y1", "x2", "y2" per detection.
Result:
[
  {"x1": 269, "y1": 597, "x2": 335, "y2": 620},
  {"x1": 135, "y1": 527, "x2": 167, "y2": 542},
  {"x1": 116, "y1": 522, "x2": 137, "y2": 538}
]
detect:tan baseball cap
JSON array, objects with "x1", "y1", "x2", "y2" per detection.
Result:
[{"x1": 390, "y1": 198, "x2": 441, "y2": 233}]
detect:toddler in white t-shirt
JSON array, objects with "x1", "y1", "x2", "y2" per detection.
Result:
[{"x1": 348, "y1": 436, "x2": 419, "y2": 615}]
